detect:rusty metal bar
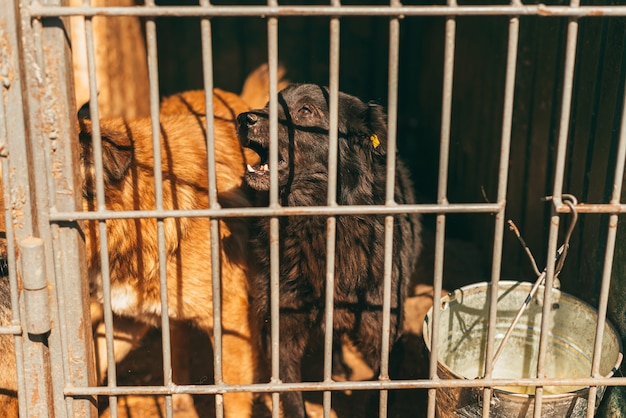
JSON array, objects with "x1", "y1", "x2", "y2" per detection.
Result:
[
  {"x1": 266, "y1": 0, "x2": 281, "y2": 414},
  {"x1": 426, "y1": 2, "x2": 456, "y2": 416},
  {"x1": 49, "y1": 202, "x2": 504, "y2": 222},
  {"x1": 50, "y1": 200, "x2": 626, "y2": 222},
  {"x1": 533, "y1": 0, "x2": 580, "y2": 415},
  {"x1": 532, "y1": 213, "x2": 560, "y2": 417},
  {"x1": 64, "y1": 374, "x2": 626, "y2": 396},
  {"x1": 28, "y1": 4, "x2": 626, "y2": 18},
  {"x1": 553, "y1": 202, "x2": 626, "y2": 213},
  {"x1": 144, "y1": 3, "x2": 176, "y2": 417},
  {"x1": 584, "y1": 63, "x2": 626, "y2": 417},
  {"x1": 82, "y1": 7, "x2": 121, "y2": 417},
  {"x1": 198, "y1": 1, "x2": 226, "y2": 416},
  {"x1": 13, "y1": 0, "x2": 97, "y2": 416},
  {"x1": 0, "y1": 8, "x2": 27, "y2": 416},
  {"x1": 378, "y1": 1, "x2": 401, "y2": 415},
  {"x1": 480, "y1": 2, "x2": 520, "y2": 416},
  {"x1": 322, "y1": 2, "x2": 340, "y2": 416}
]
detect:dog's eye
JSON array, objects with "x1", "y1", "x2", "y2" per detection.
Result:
[{"x1": 298, "y1": 105, "x2": 313, "y2": 117}]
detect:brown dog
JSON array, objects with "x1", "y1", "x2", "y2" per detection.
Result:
[{"x1": 81, "y1": 67, "x2": 287, "y2": 418}]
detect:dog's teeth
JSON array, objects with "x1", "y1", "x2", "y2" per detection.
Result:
[{"x1": 247, "y1": 164, "x2": 255, "y2": 173}]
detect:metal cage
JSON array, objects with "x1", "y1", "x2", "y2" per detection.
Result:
[{"x1": 1, "y1": 0, "x2": 626, "y2": 417}]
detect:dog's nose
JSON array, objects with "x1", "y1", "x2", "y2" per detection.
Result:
[{"x1": 238, "y1": 112, "x2": 258, "y2": 127}]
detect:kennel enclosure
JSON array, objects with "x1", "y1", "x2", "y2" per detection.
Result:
[{"x1": 1, "y1": 0, "x2": 626, "y2": 417}]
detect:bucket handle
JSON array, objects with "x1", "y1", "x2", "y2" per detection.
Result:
[{"x1": 490, "y1": 195, "x2": 578, "y2": 371}]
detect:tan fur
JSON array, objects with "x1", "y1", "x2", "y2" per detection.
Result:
[
  {"x1": 81, "y1": 87, "x2": 261, "y2": 417},
  {"x1": 99, "y1": 393, "x2": 199, "y2": 418},
  {"x1": 0, "y1": 177, "x2": 18, "y2": 418},
  {"x1": 0, "y1": 299, "x2": 17, "y2": 418},
  {"x1": 159, "y1": 64, "x2": 288, "y2": 115}
]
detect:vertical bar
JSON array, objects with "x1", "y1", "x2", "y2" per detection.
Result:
[
  {"x1": 0, "y1": 13, "x2": 27, "y2": 415},
  {"x1": 584, "y1": 78, "x2": 626, "y2": 417},
  {"x1": 534, "y1": 1, "x2": 580, "y2": 415},
  {"x1": 199, "y1": 2, "x2": 227, "y2": 416},
  {"x1": 266, "y1": 0, "x2": 281, "y2": 414},
  {"x1": 43, "y1": 9, "x2": 99, "y2": 416},
  {"x1": 82, "y1": 5, "x2": 120, "y2": 417},
  {"x1": 1, "y1": 2, "x2": 49, "y2": 416},
  {"x1": 322, "y1": 213, "x2": 337, "y2": 418},
  {"x1": 427, "y1": 4, "x2": 456, "y2": 417},
  {"x1": 480, "y1": 3, "x2": 520, "y2": 416},
  {"x1": 144, "y1": 4, "x2": 174, "y2": 418},
  {"x1": 532, "y1": 213, "x2": 560, "y2": 417},
  {"x1": 551, "y1": 5, "x2": 580, "y2": 203},
  {"x1": 379, "y1": 1, "x2": 401, "y2": 415},
  {"x1": 322, "y1": 2, "x2": 340, "y2": 416},
  {"x1": 18, "y1": 0, "x2": 98, "y2": 417}
]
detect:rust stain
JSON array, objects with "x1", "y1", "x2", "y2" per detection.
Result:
[
  {"x1": 537, "y1": 4, "x2": 553, "y2": 16},
  {"x1": 0, "y1": 19, "x2": 14, "y2": 88},
  {"x1": 78, "y1": 316, "x2": 85, "y2": 340},
  {"x1": 10, "y1": 183, "x2": 26, "y2": 230},
  {"x1": 557, "y1": 202, "x2": 623, "y2": 214},
  {"x1": 29, "y1": 371, "x2": 40, "y2": 406}
]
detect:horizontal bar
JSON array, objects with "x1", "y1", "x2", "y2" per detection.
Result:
[
  {"x1": 553, "y1": 202, "x2": 626, "y2": 213},
  {"x1": 65, "y1": 376, "x2": 626, "y2": 396},
  {"x1": 0, "y1": 325, "x2": 22, "y2": 335},
  {"x1": 28, "y1": 4, "x2": 626, "y2": 18},
  {"x1": 49, "y1": 202, "x2": 502, "y2": 222}
]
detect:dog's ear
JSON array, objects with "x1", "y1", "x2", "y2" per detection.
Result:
[
  {"x1": 77, "y1": 101, "x2": 91, "y2": 122},
  {"x1": 78, "y1": 117, "x2": 134, "y2": 187},
  {"x1": 364, "y1": 102, "x2": 387, "y2": 156}
]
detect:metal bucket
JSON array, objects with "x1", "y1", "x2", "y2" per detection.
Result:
[{"x1": 423, "y1": 281, "x2": 623, "y2": 417}]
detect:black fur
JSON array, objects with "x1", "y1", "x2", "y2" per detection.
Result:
[{"x1": 237, "y1": 84, "x2": 421, "y2": 417}]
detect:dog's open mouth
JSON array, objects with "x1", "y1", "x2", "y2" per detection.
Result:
[
  {"x1": 243, "y1": 141, "x2": 287, "y2": 191},
  {"x1": 245, "y1": 141, "x2": 286, "y2": 175}
]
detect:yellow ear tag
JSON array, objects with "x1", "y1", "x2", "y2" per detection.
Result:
[{"x1": 370, "y1": 134, "x2": 380, "y2": 149}]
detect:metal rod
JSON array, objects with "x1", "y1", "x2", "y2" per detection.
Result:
[
  {"x1": 266, "y1": 1, "x2": 281, "y2": 414},
  {"x1": 198, "y1": 4, "x2": 226, "y2": 416},
  {"x1": 63, "y1": 374, "x2": 626, "y2": 396},
  {"x1": 378, "y1": 2, "x2": 401, "y2": 415},
  {"x1": 144, "y1": 5, "x2": 174, "y2": 417},
  {"x1": 532, "y1": 0, "x2": 580, "y2": 414},
  {"x1": 584, "y1": 62, "x2": 626, "y2": 417},
  {"x1": 480, "y1": 6, "x2": 519, "y2": 415},
  {"x1": 0, "y1": 49, "x2": 27, "y2": 417},
  {"x1": 83, "y1": 9, "x2": 120, "y2": 418},
  {"x1": 28, "y1": 4, "x2": 626, "y2": 18},
  {"x1": 322, "y1": 6, "x2": 340, "y2": 417},
  {"x1": 50, "y1": 201, "x2": 506, "y2": 222},
  {"x1": 427, "y1": 4, "x2": 456, "y2": 416}
]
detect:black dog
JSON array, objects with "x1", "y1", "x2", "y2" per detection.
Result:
[{"x1": 237, "y1": 84, "x2": 421, "y2": 417}]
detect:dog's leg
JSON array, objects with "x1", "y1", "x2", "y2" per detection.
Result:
[
  {"x1": 207, "y1": 291, "x2": 257, "y2": 418},
  {"x1": 219, "y1": 330, "x2": 256, "y2": 418},
  {"x1": 94, "y1": 316, "x2": 151, "y2": 383},
  {"x1": 276, "y1": 314, "x2": 311, "y2": 418}
]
